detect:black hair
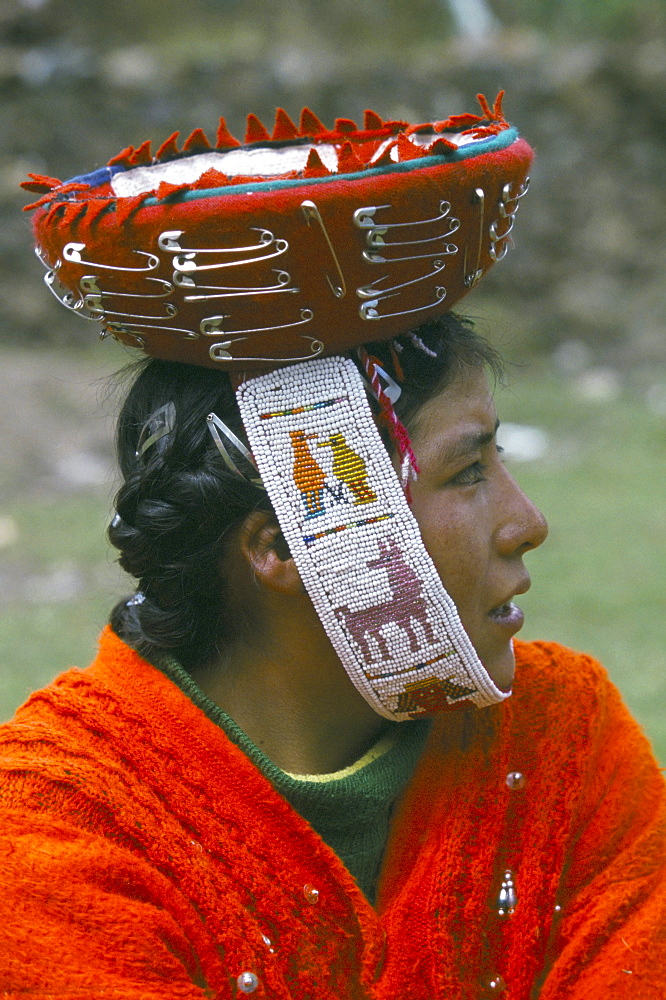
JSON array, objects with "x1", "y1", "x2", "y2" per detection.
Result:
[{"x1": 108, "y1": 313, "x2": 503, "y2": 672}]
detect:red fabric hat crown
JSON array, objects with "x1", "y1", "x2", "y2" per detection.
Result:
[{"x1": 24, "y1": 93, "x2": 532, "y2": 370}]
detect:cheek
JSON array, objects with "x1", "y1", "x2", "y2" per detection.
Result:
[{"x1": 411, "y1": 497, "x2": 485, "y2": 606}]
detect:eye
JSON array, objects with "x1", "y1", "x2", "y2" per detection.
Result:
[{"x1": 449, "y1": 460, "x2": 487, "y2": 486}]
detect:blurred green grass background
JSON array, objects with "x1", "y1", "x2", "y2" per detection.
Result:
[{"x1": 1, "y1": 343, "x2": 663, "y2": 763}]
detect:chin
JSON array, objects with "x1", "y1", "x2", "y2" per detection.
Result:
[{"x1": 483, "y1": 643, "x2": 516, "y2": 693}]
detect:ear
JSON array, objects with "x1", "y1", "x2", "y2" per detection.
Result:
[{"x1": 239, "y1": 510, "x2": 304, "y2": 596}]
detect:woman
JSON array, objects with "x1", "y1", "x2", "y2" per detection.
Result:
[{"x1": 2, "y1": 96, "x2": 664, "y2": 997}]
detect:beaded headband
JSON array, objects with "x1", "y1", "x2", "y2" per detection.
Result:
[{"x1": 24, "y1": 95, "x2": 532, "y2": 719}]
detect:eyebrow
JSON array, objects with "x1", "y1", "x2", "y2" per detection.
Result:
[{"x1": 436, "y1": 419, "x2": 500, "y2": 466}]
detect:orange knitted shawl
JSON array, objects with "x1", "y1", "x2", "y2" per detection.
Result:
[{"x1": 0, "y1": 628, "x2": 664, "y2": 998}]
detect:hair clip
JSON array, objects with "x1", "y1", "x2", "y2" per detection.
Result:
[
  {"x1": 135, "y1": 401, "x2": 176, "y2": 459},
  {"x1": 206, "y1": 412, "x2": 265, "y2": 489}
]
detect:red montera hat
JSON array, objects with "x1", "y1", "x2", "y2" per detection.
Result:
[{"x1": 23, "y1": 93, "x2": 531, "y2": 370}]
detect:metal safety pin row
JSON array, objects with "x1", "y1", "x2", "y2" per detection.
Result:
[
  {"x1": 173, "y1": 240, "x2": 288, "y2": 274},
  {"x1": 355, "y1": 201, "x2": 461, "y2": 264},
  {"x1": 359, "y1": 285, "x2": 446, "y2": 321},
  {"x1": 489, "y1": 177, "x2": 530, "y2": 262},
  {"x1": 79, "y1": 275, "x2": 174, "y2": 298},
  {"x1": 208, "y1": 335, "x2": 324, "y2": 364},
  {"x1": 301, "y1": 200, "x2": 347, "y2": 299},
  {"x1": 174, "y1": 269, "x2": 299, "y2": 303},
  {"x1": 158, "y1": 228, "x2": 290, "y2": 275},
  {"x1": 356, "y1": 260, "x2": 447, "y2": 300},
  {"x1": 201, "y1": 307, "x2": 314, "y2": 338},
  {"x1": 104, "y1": 320, "x2": 199, "y2": 341},
  {"x1": 84, "y1": 298, "x2": 178, "y2": 322},
  {"x1": 63, "y1": 242, "x2": 160, "y2": 273},
  {"x1": 353, "y1": 200, "x2": 455, "y2": 232}
]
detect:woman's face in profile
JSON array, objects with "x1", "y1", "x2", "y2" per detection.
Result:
[{"x1": 407, "y1": 368, "x2": 549, "y2": 690}]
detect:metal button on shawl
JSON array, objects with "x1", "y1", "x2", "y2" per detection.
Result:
[{"x1": 237, "y1": 971, "x2": 260, "y2": 994}]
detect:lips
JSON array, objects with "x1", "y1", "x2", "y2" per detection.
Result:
[
  {"x1": 487, "y1": 577, "x2": 531, "y2": 627},
  {"x1": 487, "y1": 602, "x2": 525, "y2": 629}
]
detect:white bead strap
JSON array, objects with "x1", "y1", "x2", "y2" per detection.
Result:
[{"x1": 236, "y1": 356, "x2": 510, "y2": 720}]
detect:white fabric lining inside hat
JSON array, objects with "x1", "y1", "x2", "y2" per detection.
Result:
[{"x1": 111, "y1": 130, "x2": 486, "y2": 199}]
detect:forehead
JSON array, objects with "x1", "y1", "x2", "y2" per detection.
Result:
[{"x1": 410, "y1": 369, "x2": 497, "y2": 445}]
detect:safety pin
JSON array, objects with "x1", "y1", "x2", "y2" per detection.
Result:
[
  {"x1": 356, "y1": 260, "x2": 447, "y2": 299},
  {"x1": 353, "y1": 200, "x2": 454, "y2": 231},
  {"x1": 83, "y1": 298, "x2": 178, "y2": 322},
  {"x1": 208, "y1": 335, "x2": 324, "y2": 364},
  {"x1": 489, "y1": 216, "x2": 515, "y2": 262},
  {"x1": 359, "y1": 287, "x2": 446, "y2": 321},
  {"x1": 201, "y1": 307, "x2": 314, "y2": 337},
  {"x1": 173, "y1": 268, "x2": 293, "y2": 292},
  {"x1": 63, "y1": 243, "x2": 159, "y2": 272},
  {"x1": 177, "y1": 270, "x2": 299, "y2": 302},
  {"x1": 366, "y1": 221, "x2": 460, "y2": 250},
  {"x1": 103, "y1": 326, "x2": 146, "y2": 349},
  {"x1": 158, "y1": 227, "x2": 277, "y2": 255},
  {"x1": 363, "y1": 243, "x2": 457, "y2": 265},
  {"x1": 44, "y1": 270, "x2": 98, "y2": 319},
  {"x1": 34, "y1": 244, "x2": 53, "y2": 270},
  {"x1": 79, "y1": 275, "x2": 174, "y2": 299},
  {"x1": 105, "y1": 320, "x2": 199, "y2": 340},
  {"x1": 463, "y1": 188, "x2": 485, "y2": 288},
  {"x1": 174, "y1": 240, "x2": 289, "y2": 273},
  {"x1": 301, "y1": 200, "x2": 346, "y2": 299},
  {"x1": 498, "y1": 177, "x2": 530, "y2": 218}
]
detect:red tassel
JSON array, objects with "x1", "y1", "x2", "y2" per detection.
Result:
[
  {"x1": 155, "y1": 181, "x2": 190, "y2": 201},
  {"x1": 335, "y1": 118, "x2": 357, "y2": 134},
  {"x1": 336, "y1": 141, "x2": 364, "y2": 173},
  {"x1": 244, "y1": 114, "x2": 271, "y2": 144},
  {"x1": 84, "y1": 198, "x2": 115, "y2": 226},
  {"x1": 381, "y1": 119, "x2": 409, "y2": 134},
  {"x1": 23, "y1": 181, "x2": 90, "y2": 212},
  {"x1": 364, "y1": 110, "x2": 383, "y2": 131},
  {"x1": 272, "y1": 107, "x2": 299, "y2": 141},
  {"x1": 438, "y1": 113, "x2": 482, "y2": 131},
  {"x1": 302, "y1": 148, "x2": 330, "y2": 178},
  {"x1": 215, "y1": 117, "x2": 241, "y2": 149},
  {"x1": 129, "y1": 140, "x2": 152, "y2": 166},
  {"x1": 43, "y1": 202, "x2": 66, "y2": 227},
  {"x1": 476, "y1": 93, "x2": 494, "y2": 120},
  {"x1": 426, "y1": 136, "x2": 457, "y2": 156},
  {"x1": 60, "y1": 202, "x2": 88, "y2": 226},
  {"x1": 115, "y1": 194, "x2": 149, "y2": 226},
  {"x1": 193, "y1": 167, "x2": 230, "y2": 189},
  {"x1": 20, "y1": 173, "x2": 63, "y2": 194},
  {"x1": 299, "y1": 107, "x2": 326, "y2": 136},
  {"x1": 396, "y1": 133, "x2": 426, "y2": 162},
  {"x1": 493, "y1": 90, "x2": 506, "y2": 120},
  {"x1": 155, "y1": 131, "x2": 180, "y2": 161},
  {"x1": 108, "y1": 146, "x2": 136, "y2": 168},
  {"x1": 183, "y1": 128, "x2": 212, "y2": 153},
  {"x1": 369, "y1": 142, "x2": 397, "y2": 169},
  {"x1": 23, "y1": 192, "x2": 57, "y2": 211}
]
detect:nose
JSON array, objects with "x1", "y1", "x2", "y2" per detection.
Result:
[{"x1": 495, "y1": 467, "x2": 549, "y2": 556}]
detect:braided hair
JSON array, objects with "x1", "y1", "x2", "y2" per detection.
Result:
[{"x1": 109, "y1": 314, "x2": 503, "y2": 672}]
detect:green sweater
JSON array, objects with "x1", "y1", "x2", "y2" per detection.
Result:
[{"x1": 158, "y1": 656, "x2": 430, "y2": 901}]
